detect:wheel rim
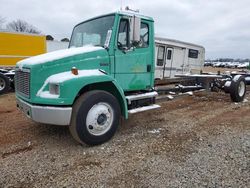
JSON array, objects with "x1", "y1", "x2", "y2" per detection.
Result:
[
  {"x1": 86, "y1": 102, "x2": 114, "y2": 136},
  {"x1": 238, "y1": 81, "x2": 245, "y2": 97},
  {"x1": 0, "y1": 78, "x2": 6, "y2": 91}
]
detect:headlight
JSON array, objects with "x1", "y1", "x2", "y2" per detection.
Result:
[{"x1": 49, "y1": 83, "x2": 60, "y2": 95}]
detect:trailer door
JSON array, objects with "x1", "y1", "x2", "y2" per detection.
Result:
[
  {"x1": 170, "y1": 48, "x2": 186, "y2": 77},
  {"x1": 163, "y1": 48, "x2": 173, "y2": 77},
  {"x1": 155, "y1": 45, "x2": 165, "y2": 79}
]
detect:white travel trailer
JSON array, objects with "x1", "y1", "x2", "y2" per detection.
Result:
[{"x1": 155, "y1": 37, "x2": 205, "y2": 79}]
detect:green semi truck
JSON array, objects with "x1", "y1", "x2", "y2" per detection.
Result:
[{"x1": 15, "y1": 11, "x2": 247, "y2": 145}]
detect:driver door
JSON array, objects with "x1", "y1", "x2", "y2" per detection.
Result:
[{"x1": 114, "y1": 17, "x2": 152, "y2": 91}]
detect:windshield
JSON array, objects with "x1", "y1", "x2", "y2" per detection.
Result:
[{"x1": 69, "y1": 15, "x2": 115, "y2": 48}]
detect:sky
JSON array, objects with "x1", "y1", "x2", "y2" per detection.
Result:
[{"x1": 0, "y1": 0, "x2": 250, "y2": 59}]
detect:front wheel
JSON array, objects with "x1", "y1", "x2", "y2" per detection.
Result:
[{"x1": 69, "y1": 90, "x2": 121, "y2": 145}]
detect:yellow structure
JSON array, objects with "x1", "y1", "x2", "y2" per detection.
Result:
[{"x1": 0, "y1": 31, "x2": 46, "y2": 68}]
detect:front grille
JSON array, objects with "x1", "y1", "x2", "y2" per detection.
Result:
[{"x1": 15, "y1": 69, "x2": 30, "y2": 98}]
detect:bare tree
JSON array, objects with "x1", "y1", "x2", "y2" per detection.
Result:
[
  {"x1": 0, "y1": 16, "x2": 5, "y2": 29},
  {"x1": 6, "y1": 19, "x2": 41, "y2": 34}
]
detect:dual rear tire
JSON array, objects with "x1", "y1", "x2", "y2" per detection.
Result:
[
  {"x1": 229, "y1": 75, "x2": 246, "y2": 102},
  {"x1": 0, "y1": 74, "x2": 10, "y2": 95},
  {"x1": 224, "y1": 75, "x2": 246, "y2": 102}
]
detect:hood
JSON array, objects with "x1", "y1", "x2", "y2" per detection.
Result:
[
  {"x1": 15, "y1": 44, "x2": 110, "y2": 103},
  {"x1": 17, "y1": 45, "x2": 104, "y2": 69}
]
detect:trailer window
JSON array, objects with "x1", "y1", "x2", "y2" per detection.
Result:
[
  {"x1": 167, "y1": 50, "x2": 172, "y2": 60},
  {"x1": 157, "y1": 46, "x2": 165, "y2": 66},
  {"x1": 188, "y1": 49, "x2": 199, "y2": 59},
  {"x1": 138, "y1": 23, "x2": 149, "y2": 48},
  {"x1": 117, "y1": 19, "x2": 129, "y2": 49}
]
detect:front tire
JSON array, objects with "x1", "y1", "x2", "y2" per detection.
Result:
[{"x1": 69, "y1": 90, "x2": 121, "y2": 145}]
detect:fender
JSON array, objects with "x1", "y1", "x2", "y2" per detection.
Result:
[{"x1": 32, "y1": 69, "x2": 128, "y2": 118}]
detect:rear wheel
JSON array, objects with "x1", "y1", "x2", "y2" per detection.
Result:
[
  {"x1": 69, "y1": 90, "x2": 121, "y2": 145},
  {"x1": 0, "y1": 74, "x2": 10, "y2": 95},
  {"x1": 230, "y1": 75, "x2": 246, "y2": 102}
]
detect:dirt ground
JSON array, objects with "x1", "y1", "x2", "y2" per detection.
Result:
[{"x1": 0, "y1": 90, "x2": 250, "y2": 187}]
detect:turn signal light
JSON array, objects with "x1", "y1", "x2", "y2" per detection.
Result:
[{"x1": 71, "y1": 67, "x2": 78, "y2": 75}]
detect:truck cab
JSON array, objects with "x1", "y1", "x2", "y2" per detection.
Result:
[
  {"x1": 15, "y1": 11, "x2": 158, "y2": 145},
  {"x1": 69, "y1": 12, "x2": 155, "y2": 91}
]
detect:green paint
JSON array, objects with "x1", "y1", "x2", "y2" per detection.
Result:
[{"x1": 16, "y1": 12, "x2": 155, "y2": 119}]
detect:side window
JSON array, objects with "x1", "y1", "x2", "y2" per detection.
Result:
[
  {"x1": 167, "y1": 50, "x2": 172, "y2": 60},
  {"x1": 157, "y1": 46, "x2": 165, "y2": 66},
  {"x1": 117, "y1": 19, "x2": 129, "y2": 49},
  {"x1": 188, "y1": 49, "x2": 199, "y2": 58},
  {"x1": 139, "y1": 23, "x2": 149, "y2": 48}
]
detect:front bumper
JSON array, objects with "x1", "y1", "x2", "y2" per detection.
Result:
[{"x1": 16, "y1": 97, "x2": 72, "y2": 126}]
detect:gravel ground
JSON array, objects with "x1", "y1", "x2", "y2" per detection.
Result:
[{"x1": 0, "y1": 90, "x2": 249, "y2": 187}]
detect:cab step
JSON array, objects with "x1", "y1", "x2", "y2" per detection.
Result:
[
  {"x1": 128, "y1": 104, "x2": 160, "y2": 114},
  {"x1": 126, "y1": 91, "x2": 158, "y2": 104}
]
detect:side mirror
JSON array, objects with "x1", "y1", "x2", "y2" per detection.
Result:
[{"x1": 130, "y1": 16, "x2": 141, "y2": 46}]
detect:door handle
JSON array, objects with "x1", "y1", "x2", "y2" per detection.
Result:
[
  {"x1": 147, "y1": 65, "x2": 151, "y2": 72},
  {"x1": 100, "y1": 62, "x2": 109, "y2": 66}
]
